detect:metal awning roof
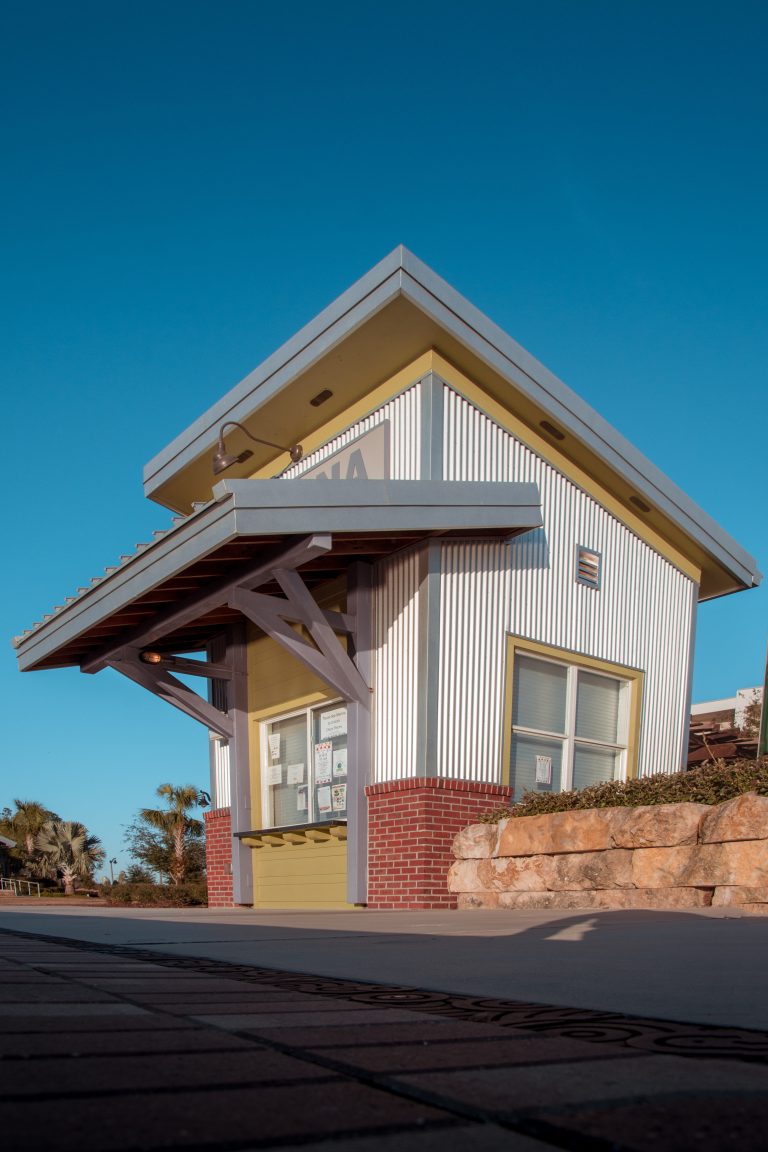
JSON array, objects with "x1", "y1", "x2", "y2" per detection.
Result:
[{"x1": 13, "y1": 478, "x2": 541, "y2": 672}]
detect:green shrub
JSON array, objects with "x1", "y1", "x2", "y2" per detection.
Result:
[
  {"x1": 479, "y1": 757, "x2": 768, "y2": 823},
  {"x1": 103, "y1": 880, "x2": 208, "y2": 907}
]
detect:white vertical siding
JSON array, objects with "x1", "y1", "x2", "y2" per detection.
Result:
[
  {"x1": 211, "y1": 738, "x2": 231, "y2": 808},
  {"x1": 281, "y1": 382, "x2": 421, "y2": 480},
  {"x1": 438, "y1": 387, "x2": 695, "y2": 782},
  {"x1": 373, "y1": 546, "x2": 421, "y2": 782}
]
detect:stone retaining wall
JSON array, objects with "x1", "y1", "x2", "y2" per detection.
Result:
[{"x1": 449, "y1": 793, "x2": 768, "y2": 912}]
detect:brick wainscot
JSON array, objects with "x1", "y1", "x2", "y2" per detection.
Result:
[
  {"x1": 204, "y1": 807, "x2": 233, "y2": 908},
  {"x1": 365, "y1": 778, "x2": 512, "y2": 909}
]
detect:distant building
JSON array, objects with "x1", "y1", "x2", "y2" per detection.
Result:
[
  {"x1": 691, "y1": 687, "x2": 763, "y2": 731},
  {"x1": 12, "y1": 248, "x2": 762, "y2": 908}
]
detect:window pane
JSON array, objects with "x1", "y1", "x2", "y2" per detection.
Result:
[
  {"x1": 575, "y1": 671, "x2": 621, "y2": 743},
  {"x1": 266, "y1": 714, "x2": 308, "y2": 827},
  {"x1": 513, "y1": 655, "x2": 568, "y2": 735},
  {"x1": 510, "y1": 733, "x2": 563, "y2": 798},
  {"x1": 572, "y1": 743, "x2": 621, "y2": 790},
  {"x1": 312, "y1": 704, "x2": 348, "y2": 822}
]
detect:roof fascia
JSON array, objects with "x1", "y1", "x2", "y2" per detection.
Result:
[
  {"x1": 142, "y1": 247, "x2": 408, "y2": 500},
  {"x1": 221, "y1": 478, "x2": 542, "y2": 534}
]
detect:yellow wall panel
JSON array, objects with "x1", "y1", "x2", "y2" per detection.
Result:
[{"x1": 252, "y1": 837, "x2": 348, "y2": 909}]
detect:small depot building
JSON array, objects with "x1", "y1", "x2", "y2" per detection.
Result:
[{"x1": 12, "y1": 248, "x2": 761, "y2": 909}]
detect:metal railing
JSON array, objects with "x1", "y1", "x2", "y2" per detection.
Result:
[{"x1": 0, "y1": 877, "x2": 41, "y2": 897}]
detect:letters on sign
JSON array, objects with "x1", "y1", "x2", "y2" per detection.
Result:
[{"x1": 302, "y1": 421, "x2": 390, "y2": 481}]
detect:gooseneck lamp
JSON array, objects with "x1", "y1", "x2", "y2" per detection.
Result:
[{"x1": 212, "y1": 421, "x2": 303, "y2": 475}]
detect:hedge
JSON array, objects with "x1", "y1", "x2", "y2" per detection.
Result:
[
  {"x1": 479, "y1": 758, "x2": 768, "y2": 823},
  {"x1": 102, "y1": 880, "x2": 208, "y2": 907}
]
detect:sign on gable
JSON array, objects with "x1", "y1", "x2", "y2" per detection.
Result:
[{"x1": 302, "y1": 421, "x2": 390, "y2": 481}]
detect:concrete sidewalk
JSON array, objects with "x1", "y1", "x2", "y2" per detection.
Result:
[
  {"x1": 2, "y1": 915, "x2": 768, "y2": 1152},
  {"x1": 1, "y1": 902, "x2": 767, "y2": 1028}
]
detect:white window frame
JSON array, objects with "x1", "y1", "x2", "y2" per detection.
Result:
[
  {"x1": 511, "y1": 652, "x2": 630, "y2": 791},
  {"x1": 260, "y1": 698, "x2": 347, "y2": 829}
]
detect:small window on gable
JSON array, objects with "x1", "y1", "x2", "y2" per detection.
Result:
[{"x1": 576, "y1": 545, "x2": 601, "y2": 589}]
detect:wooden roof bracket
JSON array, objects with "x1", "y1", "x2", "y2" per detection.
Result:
[{"x1": 229, "y1": 562, "x2": 372, "y2": 709}]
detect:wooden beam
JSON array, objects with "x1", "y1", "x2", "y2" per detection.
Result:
[
  {"x1": 229, "y1": 573, "x2": 371, "y2": 709},
  {"x1": 82, "y1": 534, "x2": 332, "y2": 674},
  {"x1": 109, "y1": 655, "x2": 234, "y2": 738}
]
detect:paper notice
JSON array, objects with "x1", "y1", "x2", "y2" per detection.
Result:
[
  {"x1": 317, "y1": 785, "x2": 332, "y2": 814},
  {"x1": 332, "y1": 748, "x2": 347, "y2": 777},
  {"x1": 286, "y1": 763, "x2": 304, "y2": 785},
  {"x1": 268, "y1": 733, "x2": 281, "y2": 761},
  {"x1": 297, "y1": 786, "x2": 308, "y2": 812},
  {"x1": 535, "y1": 755, "x2": 553, "y2": 785},
  {"x1": 331, "y1": 783, "x2": 346, "y2": 812},
  {"x1": 314, "y1": 742, "x2": 332, "y2": 784},
  {"x1": 267, "y1": 762, "x2": 283, "y2": 786},
  {"x1": 320, "y1": 707, "x2": 347, "y2": 739}
]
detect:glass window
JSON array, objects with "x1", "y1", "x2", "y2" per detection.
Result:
[
  {"x1": 512, "y1": 654, "x2": 568, "y2": 734},
  {"x1": 510, "y1": 652, "x2": 628, "y2": 799},
  {"x1": 263, "y1": 702, "x2": 348, "y2": 828}
]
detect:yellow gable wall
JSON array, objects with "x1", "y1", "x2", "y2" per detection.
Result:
[{"x1": 246, "y1": 577, "x2": 350, "y2": 908}]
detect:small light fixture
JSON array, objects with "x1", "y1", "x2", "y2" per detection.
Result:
[
  {"x1": 539, "y1": 420, "x2": 565, "y2": 441},
  {"x1": 139, "y1": 650, "x2": 163, "y2": 665},
  {"x1": 310, "y1": 389, "x2": 333, "y2": 407},
  {"x1": 212, "y1": 421, "x2": 303, "y2": 476},
  {"x1": 629, "y1": 495, "x2": 651, "y2": 513}
]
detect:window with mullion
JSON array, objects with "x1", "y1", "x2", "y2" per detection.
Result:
[{"x1": 511, "y1": 653, "x2": 627, "y2": 798}]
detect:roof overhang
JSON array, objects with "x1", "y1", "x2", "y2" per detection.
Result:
[
  {"x1": 141, "y1": 247, "x2": 761, "y2": 601},
  {"x1": 13, "y1": 479, "x2": 541, "y2": 673}
]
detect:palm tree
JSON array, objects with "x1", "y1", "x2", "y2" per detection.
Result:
[
  {"x1": 35, "y1": 821, "x2": 105, "y2": 896},
  {"x1": 12, "y1": 799, "x2": 59, "y2": 855},
  {"x1": 139, "y1": 784, "x2": 202, "y2": 887},
  {"x1": 6, "y1": 800, "x2": 60, "y2": 877}
]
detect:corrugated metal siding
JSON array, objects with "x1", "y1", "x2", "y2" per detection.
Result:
[
  {"x1": 211, "y1": 738, "x2": 231, "y2": 808},
  {"x1": 281, "y1": 382, "x2": 421, "y2": 480},
  {"x1": 373, "y1": 546, "x2": 421, "y2": 781},
  {"x1": 438, "y1": 387, "x2": 695, "y2": 782},
  {"x1": 282, "y1": 382, "x2": 423, "y2": 784}
]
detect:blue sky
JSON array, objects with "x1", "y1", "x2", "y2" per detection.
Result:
[{"x1": 2, "y1": 1, "x2": 766, "y2": 870}]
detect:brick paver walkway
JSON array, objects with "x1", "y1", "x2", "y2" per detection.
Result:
[{"x1": 2, "y1": 926, "x2": 768, "y2": 1151}]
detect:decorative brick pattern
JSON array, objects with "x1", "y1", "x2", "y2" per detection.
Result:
[
  {"x1": 204, "y1": 807, "x2": 233, "y2": 908},
  {"x1": 365, "y1": 778, "x2": 512, "y2": 909}
]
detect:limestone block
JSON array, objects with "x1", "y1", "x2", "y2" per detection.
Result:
[
  {"x1": 457, "y1": 891, "x2": 500, "y2": 909},
  {"x1": 681, "y1": 841, "x2": 768, "y2": 887},
  {"x1": 631, "y1": 846, "x2": 697, "y2": 888},
  {"x1": 495, "y1": 887, "x2": 713, "y2": 911},
  {"x1": 475, "y1": 855, "x2": 557, "y2": 892},
  {"x1": 699, "y1": 792, "x2": 768, "y2": 844},
  {"x1": 712, "y1": 885, "x2": 768, "y2": 907},
  {"x1": 549, "y1": 849, "x2": 634, "y2": 890},
  {"x1": 495, "y1": 809, "x2": 614, "y2": 857},
  {"x1": 609, "y1": 803, "x2": 710, "y2": 849},
  {"x1": 447, "y1": 860, "x2": 484, "y2": 893},
  {"x1": 451, "y1": 823, "x2": 499, "y2": 860}
]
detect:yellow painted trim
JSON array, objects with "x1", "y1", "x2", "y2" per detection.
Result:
[
  {"x1": 430, "y1": 353, "x2": 701, "y2": 583},
  {"x1": 502, "y1": 635, "x2": 644, "y2": 786},
  {"x1": 248, "y1": 351, "x2": 437, "y2": 480}
]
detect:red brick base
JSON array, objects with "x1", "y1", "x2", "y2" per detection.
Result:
[
  {"x1": 365, "y1": 778, "x2": 513, "y2": 909},
  {"x1": 204, "y1": 807, "x2": 234, "y2": 908}
]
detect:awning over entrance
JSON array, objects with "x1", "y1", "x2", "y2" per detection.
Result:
[{"x1": 13, "y1": 478, "x2": 541, "y2": 674}]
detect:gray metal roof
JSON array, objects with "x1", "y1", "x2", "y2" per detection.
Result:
[{"x1": 142, "y1": 246, "x2": 761, "y2": 598}]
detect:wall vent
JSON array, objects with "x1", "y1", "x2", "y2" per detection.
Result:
[{"x1": 576, "y1": 545, "x2": 601, "y2": 589}]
